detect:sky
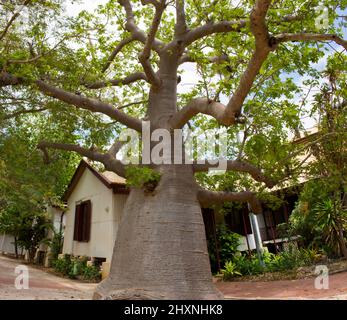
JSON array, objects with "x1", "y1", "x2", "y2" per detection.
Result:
[{"x1": 65, "y1": 0, "x2": 347, "y2": 131}]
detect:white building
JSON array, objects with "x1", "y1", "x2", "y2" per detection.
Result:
[
  {"x1": 61, "y1": 159, "x2": 128, "y2": 265},
  {"x1": 0, "y1": 234, "x2": 16, "y2": 256},
  {"x1": 0, "y1": 206, "x2": 65, "y2": 261}
]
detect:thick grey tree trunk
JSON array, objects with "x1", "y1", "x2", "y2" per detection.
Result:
[{"x1": 94, "y1": 165, "x2": 223, "y2": 299}]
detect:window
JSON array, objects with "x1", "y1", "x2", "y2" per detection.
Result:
[
  {"x1": 224, "y1": 207, "x2": 252, "y2": 236},
  {"x1": 73, "y1": 200, "x2": 92, "y2": 242}
]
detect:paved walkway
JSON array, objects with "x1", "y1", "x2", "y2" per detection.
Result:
[
  {"x1": 0, "y1": 255, "x2": 95, "y2": 300},
  {"x1": 1, "y1": 255, "x2": 347, "y2": 300}
]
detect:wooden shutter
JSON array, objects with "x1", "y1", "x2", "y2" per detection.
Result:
[
  {"x1": 242, "y1": 208, "x2": 252, "y2": 235},
  {"x1": 82, "y1": 200, "x2": 92, "y2": 242},
  {"x1": 73, "y1": 204, "x2": 82, "y2": 241}
]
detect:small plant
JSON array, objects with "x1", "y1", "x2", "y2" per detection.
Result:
[
  {"x1": 221, "y1": 261, "x2": 242, "y2": 280},
  {"x1": 207, "y1": 226, "x2": 241, "y2": 273},
  {"x1": 299, "y1": 248, "x2": 322, "y2": 265},
  {"x1": 69, "y1": 256, "x2": 88, "y2": 278},
  {"x1": 48, "y1": 230, "x2": 64, "y2": 262},
  {"x1": 82, "y1": 265, "x2": 101, "y2": 281},
  {"x1": 53, "y1": 254, "x2": 72, "y2": 275},
  {"x1": 313, "y1": 199, "x2": 347, "y2": 258},
  {"x1": 52, "y1": 255, "x2": 101, "y2": 281},
  {"x1": 233, "y1": 254, "x2": 265, "y2": 275},
  {"x1": 218, "y1": 228, "x2": 241, "y2": 265},
  {"x1": 125, "y1": 166, "x2": 161, "y2": 192},
  {"x1": 220, "y1": 246, "x2": 322, "y2": 280}
]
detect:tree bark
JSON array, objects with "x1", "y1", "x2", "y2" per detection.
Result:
[
  {"x1": 14, "y1": 236, "x2": 18, "y2": 259},
  {"x1": 337, "y1": 226, "x2": 347, "y2": 259},
  {"x1": 94, "y1": 165, "x2": 223, "y2": 299}
]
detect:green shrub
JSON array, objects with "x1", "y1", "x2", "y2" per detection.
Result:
[
  {"x1": 82, "y1": 265, "x2": 101, "y2": 281},
  {"x1": 49, "y1": 231, "x2": 64, "y2": 262},
  {"x1": 286, "y1": 179, "x2": 347, "y2": 259},
  {"x1": 52, "y1": 255, "x2": 101, "y2": 281},
  {"x1": 222, "y1": 247, "x2": 321, "y2": 279},
  {"x1": 125, "y1": 166, "x2": 161, "y2": 191},
  {"x1": 299, "y1": 248, "x2": 322, "y2": 265},
  {"x1": 221, "y1": 261, "x2": 241, "y2": 280},
  {"x1": 52, "y1": 254, "x2": 72, "y2": 275},
  {"x1": 70, "y1": 256, "x2": 88, "y2": 278},
  {"x1": 207, "y1": 226, "x2": 241, "y2": 273},
  {"x1": 232, "y1": 254, "x2": 265, "y2": 276},
  {"x1": 218, "y1": 228, "x2": 241, "y2": 265},
  {"x1": 264, "y1": 247, "x2": 319, "y2": 273}
]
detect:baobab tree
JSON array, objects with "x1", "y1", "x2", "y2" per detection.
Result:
[{"x1": 0, "y1": 0, "x2": 346, "y2": 299}]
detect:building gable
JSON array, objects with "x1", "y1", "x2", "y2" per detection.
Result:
[{"x1": 62, "y1": 160, "x2": 128, "y2": 202}]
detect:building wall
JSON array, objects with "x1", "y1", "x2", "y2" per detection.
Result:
[
  {"x1": 40, "y1": 206, "x2": 66, "y2": 259},
  {"x1": 237, "y1": 214, "x2": 265, "y2": 251},
  {"x1": 112, "y1": 193, "x2": 128, "y2": 248},
  {"x1": 63, "y1": 169, "x2": 125, "y2": 262},
  {"x1": 238, "y1": 234, "x2": 257, "y2": 251},
  {"x1": 47, "y1": 206, "x2": 66, "y2": 233},
  {"x1": 0, "y1": 234, "x2": 16, "y2": 255}
]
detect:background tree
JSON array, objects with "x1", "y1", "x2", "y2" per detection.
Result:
[
  {"x1": 0, "y1": 206, "x2": 23, "y2": 258},
  {"x1": 0, "y1": 109, "x2": 80, "y2": 260},
  {"x1": 283, "y1": 54, "x2": 347, "y2": 258},
  {"x1": 0, "y1": 0, "x2": 346, "y2": 299}
]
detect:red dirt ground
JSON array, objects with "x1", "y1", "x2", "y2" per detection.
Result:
[{"x1": 216, "y1": 272, "x2": 347, "y2": 299}]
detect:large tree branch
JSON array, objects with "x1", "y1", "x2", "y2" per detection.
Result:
[
  {"x1": 108, "y1": 140, "x2": 126, "y2": 156},
  {"x1": 198, "y1": 189, "x2": 262, "y2": 214},
  {"x1": 174, "y1": 0, "x2": 188, "y2": 37},
  {"x1": 38, "y1": 141, "x2": 126, "y2": 177},
  {"x1": 0, "y1": 73, "x2": 145, "y2": 129},
  {"x1": 85, "y1": 72, "x2": 148, "y2": 89},
  {"x1": 193, "y1": 159, "x2": 276, "y2": 188},
  {"x1": 167, "y1": 20, "x2": 246, "y2": 51},
  {"x1": 224, "y1": 0, "x2": 271, "y2": 119},
  {"x1": 0, "y1": 72, "x2": 24, "y2": 87},
  {"x1": 224, "y1": 49, "x2": 270, "y2": 119},
  {"x1": 167, "y1": 11, "x2": 305, "y2": 51},
  {"x1": 138, "y1": 0, "x2": 166, "y2": 88},
  {"x1": 169, "y1": 98, "x2": 236, "y2": 127},
  {"x1": 184, "y1": 20, "x2": 247, "y2": 46},
  {"x1": 171, "y1": 1, "x2": 272, "y2": 127},
  {"x1": 118, "y1": 0, "x2": 164, "y2": 54},
  {"x1": 272, "y1": 33, "x2": 347, "y2": 51},
  {"x1": 174, "y1": 14, "x2": 347, "y2": 127},
  {"x1": 35, "y1": 80, "x2": 142, "y2": 131},
  {"x1": 102, "y1": 36, "x2": 136, "y2": 73}
]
